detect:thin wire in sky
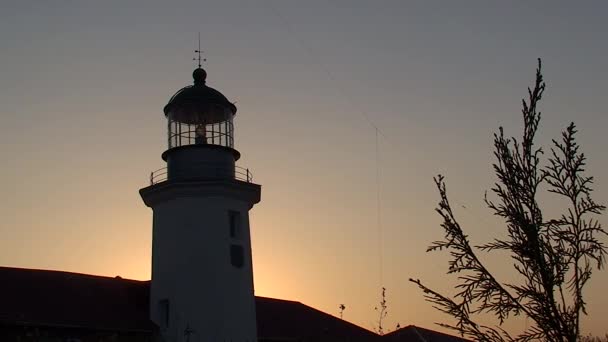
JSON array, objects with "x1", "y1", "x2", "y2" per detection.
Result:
[
  {"x1": 265, "y1": 0, "x2": 389, "y2": 289},
  {"x1": 376, "y1": 127, "x2": 384, "y2": 288},
  {"x1": 264, "y1": 0, "x2": 392, "y2": 289},
  {"x1": 263, "y1": 0, "x2": 393, "y2": 142}
]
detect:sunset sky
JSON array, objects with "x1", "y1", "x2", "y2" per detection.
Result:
[{"x1": 1, "y1": 0, "x2": 607, "y2": 337}]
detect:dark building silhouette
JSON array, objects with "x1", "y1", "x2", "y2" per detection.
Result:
[{"x1": 0, "y1": 267, "x2": 468, "y2": 341}]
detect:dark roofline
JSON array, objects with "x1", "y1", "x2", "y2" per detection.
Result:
[
  {"x1": 255, "y1": 296, "x2": 380, "y2": 336},
  {"x1": 0, "y1": 266, "x2": 376, "y2": 336},
  {"x1": 0, "y1": 266, "x2": 154, "y2": 332},
  {"x1": 0, "y1": 266, "x2": 150, "y2": 284},
  {"x1": 254, "y1": 295, "x2": 301, "y2": 305},
  {"x1": 274, "y1": 297, "x2": 378, "y2": 335},
  {"x1": 384, "y1": 324, "x2": 471, "y2": 342},
  {"x1": 0, "y1": 267, "x2": 375, "y2": 334},
  {"x1": 0, "y1": 266, "x2": 469, "y2": 341}
]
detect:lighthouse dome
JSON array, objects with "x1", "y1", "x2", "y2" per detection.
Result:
[{"x1": 164, "y1": 68, "x2": 237, "y2": 125}]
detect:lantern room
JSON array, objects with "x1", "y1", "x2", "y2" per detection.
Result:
[
  {"x1": 164, "y1": 68, "x2": 237, "y2": 150},
  {"x1": 154, "y1": 67, "x2": 250, "y2": 184}
]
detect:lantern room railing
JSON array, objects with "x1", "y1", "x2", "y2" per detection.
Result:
[{"x1": 149, "y1": 165, "x2": 253, "y2": 185}]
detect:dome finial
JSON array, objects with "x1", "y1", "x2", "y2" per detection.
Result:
[{"x1": 193, "y1": 68, "x2": 207, "y2": 85}]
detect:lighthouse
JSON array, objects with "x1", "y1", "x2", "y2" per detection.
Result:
[{"x1": 140, "y1": 66, "x2": 261, "y2": 342}]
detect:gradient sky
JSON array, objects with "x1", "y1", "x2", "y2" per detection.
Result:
[{"x1": 1, "y1": 0, "x2": 607, "y2": 337}]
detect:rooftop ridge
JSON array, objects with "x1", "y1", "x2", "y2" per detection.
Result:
[{"x1": 0, "y1": 265, "x2": 149, "y2": 283}]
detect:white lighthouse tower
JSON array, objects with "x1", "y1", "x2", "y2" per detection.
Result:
[{"x1": 140, "y1": 66, "x2": 261, "y2": 342}]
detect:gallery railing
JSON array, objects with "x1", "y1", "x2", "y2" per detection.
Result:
[{"x1": 149, "y1": 165, "x2": 253, "y2": 185}]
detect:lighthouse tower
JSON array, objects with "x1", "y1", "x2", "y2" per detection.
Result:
[{"x1": 140, "y1": 67, "x2": 261, "y2": 342}]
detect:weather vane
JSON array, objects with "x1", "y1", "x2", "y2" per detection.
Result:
[{"x1": 193, "y1": 32, "x2": 206, "y2": 68}]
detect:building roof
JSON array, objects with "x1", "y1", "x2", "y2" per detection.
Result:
[
  {"x1": 383, "y1": 325, "x2": 469, "y2": 342},
  {"x1": 0, "y1": 266, "x2": 152, "y2": 332},
  {"x1": 0, "y1": 266, "x2": 468, "y2": 341},
  {"x1": 255, "y1": 296, "x2": 381, "y2": 341}
]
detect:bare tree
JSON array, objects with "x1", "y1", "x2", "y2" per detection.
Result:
[
  {"x1": 339, "y1": 304, "x2": 346, "y2": 319},
  {"x1": 409, "y1": 59, "x2": 606, "y2": 342},
  {"x1": 374, "y1": 287, "x2": 388, "y2": 335}
]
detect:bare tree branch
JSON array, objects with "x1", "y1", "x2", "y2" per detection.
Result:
[{"x1": 410, "y1": 59, "x2": 606, "y2": 342}]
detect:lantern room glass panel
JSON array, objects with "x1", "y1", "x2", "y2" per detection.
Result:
[{"x1": 166, "y1": 103, "x2": 234, "y2": 149}]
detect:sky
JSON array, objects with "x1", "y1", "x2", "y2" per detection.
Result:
[{"x1": 1, "y1": 0, "x2": 607, "y2": 337}]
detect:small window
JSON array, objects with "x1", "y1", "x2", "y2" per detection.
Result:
[
  {"x1": 230, "y1": 244, "x2": 244, "y2": 268},
  {"x1": 159, "y1": 299, "x2": 170, "y2": 328},
  {"x1": 229, "y1": 210, "x2": 241, "y2": 239}
]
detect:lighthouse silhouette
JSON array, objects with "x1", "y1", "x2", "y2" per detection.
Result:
[{"x1": 140, "y1": 66, "x2": 261, "y2": 342}]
